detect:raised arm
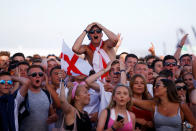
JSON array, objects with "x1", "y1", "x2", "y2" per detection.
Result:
[
  {"x1": 85, "y1": 62, "x2": 112, "y2": 86},
  {"x1": 86, "y1": 82, "x2": 100, "y2": 92},
  {"x1": 174, "y1": 34, "x2": 188, "y2": 61},
  {"x1": 11, "y1": 76, "x2": 31, "y2": 97},
  {"x1": 192, "y1": 55, "x2": 196, "y2": 79},
  {"x1": 59, "y1": 81, "x2": 75, "y2": 114},
  {"x1": 132, "y1": 98, "x2": 155, "y2": 112},
  {"x1": 148, "y1": 43, "x2": 155, "y2": 56},
  {"x1": 114, "y1": 33, "x2": 123, "y2": 53},
  {"x1": 72, "y1": 23, "x2": 95, "y2": 54},
  {"x1": 119, "y1": 60, "x2": 127, "y2": 85},
  {"x1": 44, "y1": 73, "x2": 61, "y2": 109},
  {"x1": 11, "y1": 67, "x2": 21, "y2": 94},
  {"x1": 95, "y1": 22, "x2": 118, "y2": 48}
]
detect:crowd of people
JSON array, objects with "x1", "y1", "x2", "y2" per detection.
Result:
[{"x1": 0, "y1": 22, "x2": 196, "y2": 131}]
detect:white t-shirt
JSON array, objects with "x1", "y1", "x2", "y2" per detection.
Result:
[
  {"x1": 14, "y1": 90, "x2": 25, "y2": 131},
  {"x1": 147, "y1": 84, "x2": 153, "y2": 97},
  {"x1": 98, "y1": 81, "x2": 112, "y2": 117},
  {"x1": 56, "y1": 86, "x2": 69, "y2": 98},
  {"x1": 84, "y1": 88, "x2": 100, "y2": 115}
]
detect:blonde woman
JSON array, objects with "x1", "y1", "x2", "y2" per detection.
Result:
[{"x1": 97, "y1": 84, "x2": 135, "y2": 131}]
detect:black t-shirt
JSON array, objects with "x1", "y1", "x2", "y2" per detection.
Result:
[{"x1": 66, "y1": 110, "x2": 92, "y2": 131}]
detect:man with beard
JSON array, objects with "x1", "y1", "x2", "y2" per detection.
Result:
[
  {"x1": 72, "y1": 22, "x2": 118, "y2": 73},
  {"x1": 20, "y1": 65, "x2": 56, "y2": 131}
]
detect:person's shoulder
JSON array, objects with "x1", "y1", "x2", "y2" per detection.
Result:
[
  {"x1": 100, "y1": 108, "x2": 109, "y2": 116},
  {"x1": 103, "y1": 39, "x2": 116, "y2": 48},
  {"x1": 102, "y1": 109, "x2": 108, "y2": 114},
  {"x1": 84, "y1": 44, "x2": 93, "y2": 51},
  {"x1": 129, "y1": 111, "x2": 135, "y2": 120},
  {"x1": 103, "y1": 39, "x2": 113, "y2": 45}
]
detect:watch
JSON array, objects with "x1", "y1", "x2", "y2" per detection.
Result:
[
  {"x1": 84, "y1": 29, "x2": 88, "y2": 34},
  {"x1": 120, "y1": 69, "x2": 126, "y2": 73},
  {"x1": 178, "y1": 45, "x2": 182, "y2": 48}
]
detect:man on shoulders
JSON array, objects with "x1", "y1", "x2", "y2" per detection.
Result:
[{"x1": 72, "y1": 22, "x2": 118, "y2": 73}]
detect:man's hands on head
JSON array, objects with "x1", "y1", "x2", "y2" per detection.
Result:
[
  {"x1": 86, "y1": 23, "x2": 96, "y2": 32},
  {"x1": 85, "y1": 22, "x2": 104, "y2": 32}
]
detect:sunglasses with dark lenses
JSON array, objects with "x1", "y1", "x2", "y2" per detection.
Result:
[
  {"x1": 0, "y1": 80, "x2": 13, "y2": 85},
  {"x1": 114, "y1": 72, "x2": 120, "y2": 75},
  {"x1": 155, "y1": 84, "x2": 161, "y2": 88},
  {"x1": 185, "y1": 78, "x2": 193, "y2": 81},
  {"x1": 29, "y1": 72, "x2": 44, "y2": 77},
  {"x1": 89, "y1": 29, "x2": 102, "y2": 34},
  {"x1": 176, "y1": 86, "x2": 187, "y2": 91},
  {"x1": 164, "y1": 62, "x2": 177, "y2": 67}
]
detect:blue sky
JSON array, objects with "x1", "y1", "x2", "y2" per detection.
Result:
[{"x1": 1, "y1": 0, "x2": 196, "y2": 57}]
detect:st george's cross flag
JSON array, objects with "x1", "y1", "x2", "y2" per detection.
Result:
[{"x1": 60, "y1": 40, "x2": 92, "y2": 76}]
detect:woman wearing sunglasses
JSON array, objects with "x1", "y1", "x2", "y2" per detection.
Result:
[{"x1": 133, "y1": 76, "x2": 196, "y2": 131}]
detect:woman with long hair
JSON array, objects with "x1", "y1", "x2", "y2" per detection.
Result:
[
  {"x1": 97, "y1": 84, "x2": 135, "y2": 131},
  {"x1": 130, "y1": 74, "x2": 154, "y2": 131},
  {"x1": 59, "y1": 80, "x2": 92, "y2": 131},
  {"x1": 133, "y1": 76, "x2": 196, "y2": 131}
]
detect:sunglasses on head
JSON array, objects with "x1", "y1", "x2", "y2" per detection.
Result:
[
  {"x1": 89, "y1": 29, "x2": 102, "y2": 34},
  {"x1": 29, "y1": 72, "x2": 43, "y2": 77},
  {"x1": 164, "y1": 62, "x2": 177, "y2": 67},
  {"x1": 176, "y1": 86, "x2": 187, "y2": 91},
  {"x1": 0, "y1": 80, "x2": 13, "y2": 85}
]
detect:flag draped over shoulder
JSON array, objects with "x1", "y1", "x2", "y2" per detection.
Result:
[{"x1": 60, "y1": 40, "x2": 92, "y2": 76}]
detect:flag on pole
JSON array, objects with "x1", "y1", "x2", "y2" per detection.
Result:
[{"x1": 60, "y1": 40, "x2": 92, "y2": 76}]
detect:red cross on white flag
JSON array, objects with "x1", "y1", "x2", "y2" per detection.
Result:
[{"x1": 60, "y1": 40, "x2": 92, "y2": 76}]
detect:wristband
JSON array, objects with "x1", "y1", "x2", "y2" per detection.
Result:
[
  {"x1": 111, "y1": 126, "x2": 116, "y2": 131},
  {"x1": 84, "y1": 29, "x2": 88, "y2": 34},
  {"x1": 178, "y1": 45, "x2": 182, "y2": 48},
  {"x1": 120, "y1": 69, "x2": 126, "y2": 73}
]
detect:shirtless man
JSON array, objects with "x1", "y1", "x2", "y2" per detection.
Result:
[{"x1": 72, "y1": 22, "x2": 118, "y2": 70}]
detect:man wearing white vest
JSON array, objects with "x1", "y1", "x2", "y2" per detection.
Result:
[{"x1": 72, "y1": 22, "x2": 118, "y2": 74}]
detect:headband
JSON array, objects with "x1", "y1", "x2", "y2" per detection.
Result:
[{"x1": 71, "y1": 81, "x2": 86, "y2": 100}]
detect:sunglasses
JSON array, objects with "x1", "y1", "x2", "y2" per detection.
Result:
[
  {"x1": 184, "y1": 78, "x2": 193, "y2": 81},
  {"x1": 89, "y1": 29, "x2": 102, "y2": 34},
  {"x1": 113, "y1": 72, "x2": 120, "y2": 75},
  {"x1": 29, "y1": 72, "x2": 44, "y2": 77},
  {"x1": 154, "y1": 83, "x2": 165, "y2": 89},
  {"x1": 164, "y1": 62, "x2": 177, "y2": 67},
  {"x1": 176, "y1": 86, "x2": 187, "y2": 91},
  {"x1": 155, "y1": 84, "x2": 161, "y2": 88},
  {"x1": 0, "y1": 80, "x2": 13, "y2": 85}
]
